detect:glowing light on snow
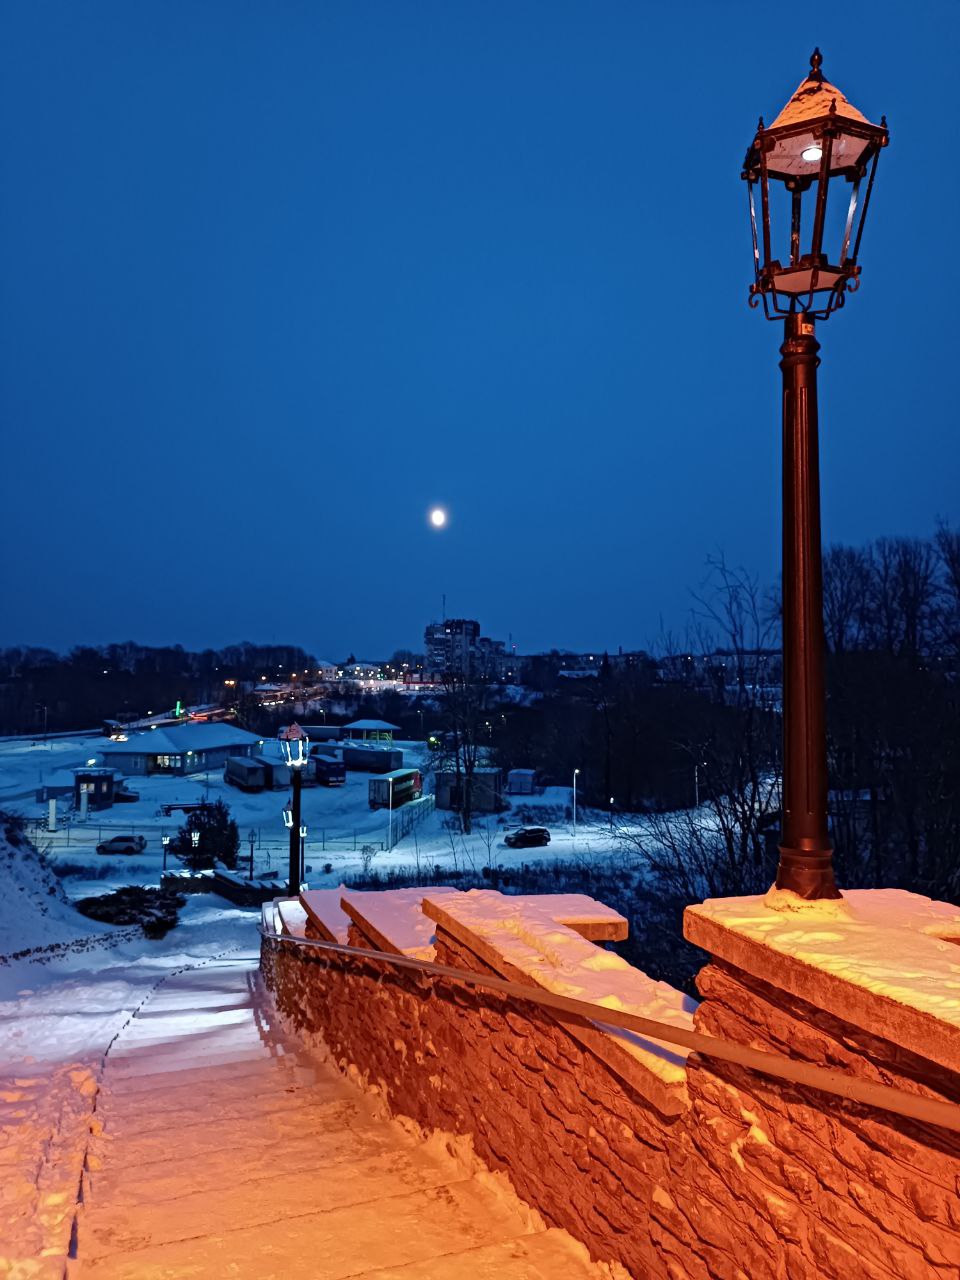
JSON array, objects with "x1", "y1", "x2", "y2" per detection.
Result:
[
  {"x1": 429, "y1": 507, "x2": 447, "y2": 529},
  {"x1": 801, "y1": 144, "x2": 823, "y2": 162}
]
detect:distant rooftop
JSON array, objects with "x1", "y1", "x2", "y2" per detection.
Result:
[
  {"x1": 344, "y1": 719, "x2": 401, "y2": 732},
  {"x1": 99, "y1": 723, "x2": 262, "y2": 756}
]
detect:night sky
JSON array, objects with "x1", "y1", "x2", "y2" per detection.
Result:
[{"x1": 2, "y1": 2, "x2": 957, "y2": 659}]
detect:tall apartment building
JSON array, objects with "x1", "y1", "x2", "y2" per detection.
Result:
[{"x1": 424, "y1": 619, "x2": 510, "y2": 679}]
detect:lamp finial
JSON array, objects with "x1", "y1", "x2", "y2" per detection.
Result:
[{"x1": 809, "y1": 48, "x2": 824, "y2": 82}]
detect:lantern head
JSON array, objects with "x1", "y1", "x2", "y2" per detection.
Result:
[
  {"x1": 743, "y1": 49, "x2": 888, "y2": 319},
  {"x1": 278, "y1": 722, "x2": 310, "y2": 767}
]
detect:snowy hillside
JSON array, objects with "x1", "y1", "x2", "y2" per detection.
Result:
[{"x1": 0, "y1": 812, "x2": 102, "y2": 957}]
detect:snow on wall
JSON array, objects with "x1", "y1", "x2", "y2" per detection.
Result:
[
  {"x1": 686, "y1": 888, "x2": 960, "y2": 1072},
  {"x1": 340, "y1": 886, "x2": 462, "y2": 959},
  {"x1": 424, "y1": 889, "x2": 695, "y2": 1089},
  {"x1": 299, "y1": 886, "x2": 352, "y2": 944}
]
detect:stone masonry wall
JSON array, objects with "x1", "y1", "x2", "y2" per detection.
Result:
[{"x1": 261, "y1": 925, "x2": 960, "y2": 1280}]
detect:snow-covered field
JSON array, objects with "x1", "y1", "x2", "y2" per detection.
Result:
[{"x1": 0, "y1": 734, "x2": 625, "y2": 893}]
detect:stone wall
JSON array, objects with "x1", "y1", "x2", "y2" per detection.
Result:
[{"x1": 261, "y1": 890, "x2": 960, "y2": 1280}]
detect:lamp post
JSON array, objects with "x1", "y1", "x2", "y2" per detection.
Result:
[
  {"x1": 608, "y1": 797, "x2": 614, "y2": 831},
  {"x1": 161, "y1": 834, "x2": 170, "y2": 871},
  {"x1": 572, "y1": 768, "x2": 580, "y2": 841},
  {"x1": 387, "y1": 775, "x2": 394, "y2": 850},
  {"x1": 299, "y1": 824, "x2": 307, "y2": 884},
  {"x1": 279, "y1": 723, "x2": 310, "y2": 896},
  {"x1": 743, "y1": 50, "x2": 887, "y2": 899}
]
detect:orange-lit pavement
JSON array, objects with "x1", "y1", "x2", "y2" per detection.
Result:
[{"x1": 76, "y1": 954, "x2": 600, "y2": 1279}]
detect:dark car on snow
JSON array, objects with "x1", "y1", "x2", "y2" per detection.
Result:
[{"x1": 503, "y1": 827, "x2": 551, "y2": 849}]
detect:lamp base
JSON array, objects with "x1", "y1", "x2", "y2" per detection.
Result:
[{"x1": 775, "y1": 846, "x2": 842, "y2": 900}]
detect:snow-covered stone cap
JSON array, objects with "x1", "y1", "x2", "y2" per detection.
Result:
[
  {"x1": 424, "y1": 889, "x2": 696, "y2": 1113},
  {"x1": 342, "y1": 886, "x2": 462, "y2": 959},
  {"x1": 300, "y1": 886, "x2": 351, "y2": 944},
  {"x1": 685, "y1": 888, "x2": 960, "y2": 1074},
  {"x1": 769, "y1": 48, "x2": 875, "y2": 131}
]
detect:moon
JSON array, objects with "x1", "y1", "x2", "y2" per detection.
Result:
[{"x1": 429, "y1": 507, "x2": 448, "y2": 529}]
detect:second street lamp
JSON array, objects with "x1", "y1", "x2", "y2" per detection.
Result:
[
  {"x1": 279, "y1": 723, "x2": 310, "y2": 896},
  {"x1": 743, "y1": 50, "x2": 888, "y2": 899}
]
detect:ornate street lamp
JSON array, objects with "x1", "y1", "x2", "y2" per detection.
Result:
[
  {"x1": 279, "y1": 723, "x2": 310, "y2": 895},
  {"x1": 743, "y1": 51, "x2": 888, "y2": 899}
]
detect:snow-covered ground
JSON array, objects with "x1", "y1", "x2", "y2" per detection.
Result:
[
  {"x1": 1, "y1": 734, "x2": 627, "y2": 892},
  {"x1": 0, "y1": 817, "x2": 259, "y2": 1266}
]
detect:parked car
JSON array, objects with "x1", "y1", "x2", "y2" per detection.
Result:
[
  {"x1": 503, "y1": 826, "x2": 551, "y2": 849},
  {"x1": 96, "y1": 835, "x2": 147, "y2": 856}
]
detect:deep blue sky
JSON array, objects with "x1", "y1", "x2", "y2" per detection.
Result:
[{"x1": 2, "y1": 2, "x2": 957, "y2": 659}]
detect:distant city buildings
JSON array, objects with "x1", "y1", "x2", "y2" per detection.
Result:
[
  {"x1": 656, "y1": 649, "x2": 782, "y2": 704},
  {"x1": 423, "y1": 619, "x2": 515, "y2": 680}
]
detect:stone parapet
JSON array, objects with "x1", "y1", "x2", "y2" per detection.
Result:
[{"x1": 261, "y1": 886, "x2": 960, "y2": 1279}]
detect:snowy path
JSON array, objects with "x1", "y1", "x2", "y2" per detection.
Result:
[{"x1": 76, "y1": 954, "x2": 601, "y2": 1279}]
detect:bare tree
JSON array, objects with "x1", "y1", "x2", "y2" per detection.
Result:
[
  {"x1": 437, "y1": 671, "x2": 492, "y2": 834},
  {"x1": 823, "y1": 545, "x2": 872, "y2": 653},
  {"x1": 935, "y1": 520, "x2": 960, "y2": 659},
  {"x1": 622, "y1": 557, "x2": 782, "y2": 899},
  {"x1": 867, "y1": 537, "x2": 939, "y2": 657}
]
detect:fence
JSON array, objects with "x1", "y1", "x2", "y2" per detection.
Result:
[{"x1": 387, "y1": 794, "x2": 435, "y2": 849}]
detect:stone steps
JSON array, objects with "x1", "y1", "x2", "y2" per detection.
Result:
[{"x1": 78, "y1": 955, "x2": 601, "y2": 1280}]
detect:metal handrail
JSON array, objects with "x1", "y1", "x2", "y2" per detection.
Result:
[{"x1": 260, "y1": 925, "x2": 960, "y2": 1135}]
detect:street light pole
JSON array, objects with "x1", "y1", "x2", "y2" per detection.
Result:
[
  {"x1": 572, "y1": 768, "x2": 580, "y2": 841},
  {"x1": 776, "y1": 313, "x2": 837, "y2": 898},
  {"x1": 388, "y1": 775, "x2": 394, "y2": 849},
  {"x1": 742, "y1": 50, "x2": 888, "y2": 899},
  {"x1": 289, "y1": 764, "x2": 302, "y2": 894},
  {"x1": 279, "y1": 724, "x2": 310, "y2": 897}
]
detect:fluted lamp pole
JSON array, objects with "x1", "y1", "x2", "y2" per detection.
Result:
[{"x1": 742, "y1": 50, "x2": 888, "y2": 898}]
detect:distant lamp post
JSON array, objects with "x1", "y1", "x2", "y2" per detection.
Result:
[
  {"x1": 190, "y1": 830, "x2": 200, "y2": 849},
  {"x1": 694, "y1": 761, "x2": 707, "y2": 810},
  {"x1": 387, "y1": 775, "x2": 394, "y2": 850},
  {"x1": 299, "y1": 824, "x2": 308, "y2": 885},
  {"x1": 608, "y1": 797, "x2": 615, "y2": 832},
  {"x1": 572, "y1": 768, "x2": 580, "y2": 841},
  {"x1": 161, "y1": 834, "x2": 170, "y2": 871},
  {"x1": 743, "y1": 50, "x2": 887, "y2": 899},
  {"x1": 279, "y1": 723, "x2": 310, "y2": 895}
]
